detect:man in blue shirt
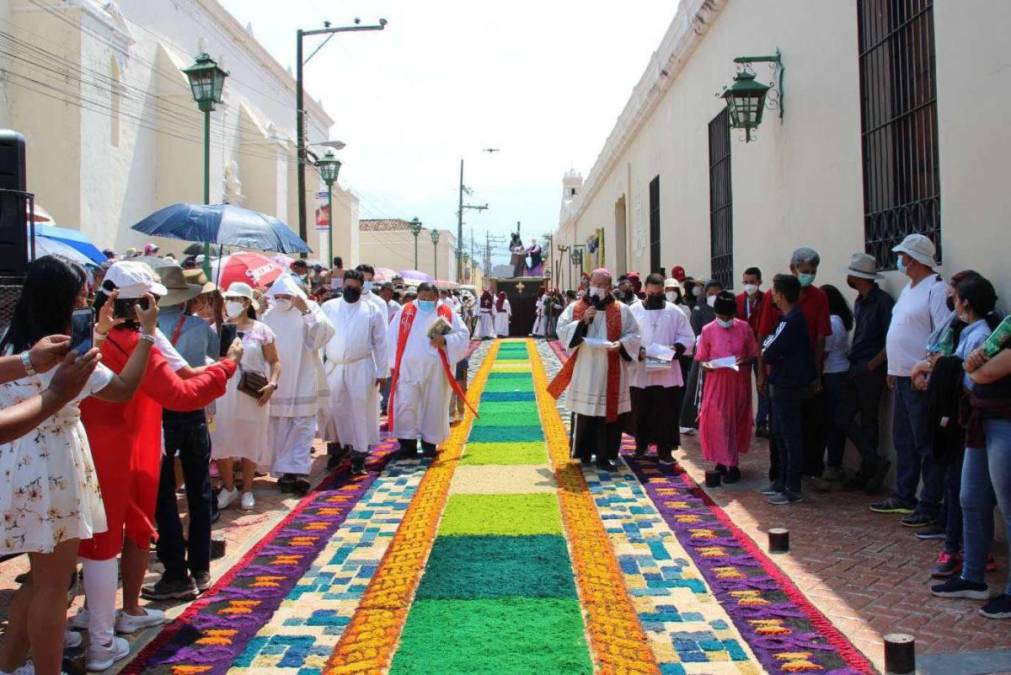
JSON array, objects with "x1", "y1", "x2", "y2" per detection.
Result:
[
  {"x1": 145, "y1": 264, "x2": 220, "y2": 601},
  {"x1": 761, "y1": 274, "x2": 816, "y2": 505}
]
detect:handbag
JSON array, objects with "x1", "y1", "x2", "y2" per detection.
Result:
[{"x1": 237, "y1": 369, "x2": 270, "y2": 399}]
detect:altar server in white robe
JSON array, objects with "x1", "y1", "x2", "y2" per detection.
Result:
[
  {"x1": 263, "y1": 273, "x2": 335, "y2": 494},
  {"x1": 494, "y1": 291, "x2": 512, "y2": 337},
  {"x1": 387, "y1": 282, "x2": 471, "y2": 459},
  {"x1": 549, "y1": 268, "x2": 640, "y2": 471},
  {"x1": 320, "y1": 269, "x2": 389, "y2": 475},
  {"x1": 629, "y1": 272, "x2": 695, "y2": 466},
  {"x1": 475, "y1": 290, "x2": 495, "y2": 339}
]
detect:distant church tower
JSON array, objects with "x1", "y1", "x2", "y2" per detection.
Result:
[{"x1": 559, "y1": 169, "x2": 584, "y2": 222}]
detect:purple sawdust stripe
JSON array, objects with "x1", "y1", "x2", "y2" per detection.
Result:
[
  {"x1": 622, "y1": 449, "x2": 875, "y2": 674},
  {"x1": 121, "y1": 438, "x2": 403, "y2": 675}
]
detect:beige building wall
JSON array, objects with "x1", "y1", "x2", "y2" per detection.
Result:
[
  {"x1": 557, "y1": 0, "x2": 1011, "y2": 302},
  {"x1": 4, "y1": 0, "x2": 357, "y2": 262}
]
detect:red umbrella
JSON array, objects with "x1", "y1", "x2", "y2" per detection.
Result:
[{"x1": 211, "y1": 252, "x2": 285, "y2": 291}]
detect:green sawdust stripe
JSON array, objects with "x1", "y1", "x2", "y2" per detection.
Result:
[
  {"x1": 467, "y1": 411, "x2": 541, "y2": 427},
  {"x1": 438, "y1": 493, "x2": 562, "y2": 537},
  {"x1": 460, "y1": 441, "x2": 548, "y2": 465},
  {"x1": 481, "y1": 377, "x2": 535, "y2": 392},
  {"x1": 416, "y1": 535, "x2": 576, "y2": 599},
  {"x1": 390, "y1": 598, "x2": 591, "y2": 674},
  {"x1": 472, "y1": 400, "x2": 540, "y2": 415},
  {"x1": 468, "y1": 426, "x2": 544, "y2": 442}
]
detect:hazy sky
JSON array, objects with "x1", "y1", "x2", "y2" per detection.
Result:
[{"x1": 219, "y1": 0, "x2": 676, "y2": 263}]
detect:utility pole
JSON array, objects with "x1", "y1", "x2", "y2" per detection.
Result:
[
  {"x1": 457, "y1": 158, "x2": 488, "y2": 283},
  {"x1": 297, "y1": 19, "x2": 387, "y2": 253}
]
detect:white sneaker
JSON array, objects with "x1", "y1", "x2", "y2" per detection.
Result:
[
  {"x1": 64, "y1": 630, "x2": 83, "y2": 649},
  {"x1": 115, "y1": 607, "x2": 165, "y2": 634},
  {"x1": 68, "y1": 607, "x2": 89, "y2": 630},
  {"x1": 86, "y1": 636, "x2": 130, "y2": 671},
  {"x1": 217, "y1": 487, "x2": 239, "y2": 510},
  {"x1": 240, "y1": 491, "x2": 255, "y2": 511},
  {"x1": 679, "y1": 427, "x2": 696, "y2": 436}
]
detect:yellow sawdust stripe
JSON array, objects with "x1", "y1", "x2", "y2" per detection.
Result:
[
  {"x1": 323, "y1": 341, "x2": 500, "y2": 674},
  {"x1": 528, "y1": 338, "x2": 660, "y2": 675}
]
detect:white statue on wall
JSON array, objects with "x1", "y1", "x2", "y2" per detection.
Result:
[{"x1": 223, "y1": 160, "x2": 243, "y2": 205}]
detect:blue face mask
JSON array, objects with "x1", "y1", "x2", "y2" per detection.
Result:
[
  {"x1": 363, "y1": 281, "x2": 374, "y2": 293},
  {"x1": 417, "y1": 300, "x2": 436, "y2": 313},
  {"x1": 896, "y1": 255, "x2": 907, "y2": 275},
  {"x1": 797, "y1": 273, "x2": 816, "y2": 288}
]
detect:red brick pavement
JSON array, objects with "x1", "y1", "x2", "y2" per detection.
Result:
[{"x1": 675, "y1": 433, "x2": 1011, "y2": 669}]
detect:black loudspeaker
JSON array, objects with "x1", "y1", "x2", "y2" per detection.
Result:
[{"x1": 0, "y1": 130, "x2": 27, "y2": 276}]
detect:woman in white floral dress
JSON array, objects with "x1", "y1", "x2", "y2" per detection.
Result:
[{"x1": 0, "y1": 256, "x2": 156, "y2": 675}]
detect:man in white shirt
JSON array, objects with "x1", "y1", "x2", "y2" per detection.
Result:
[
  {"x1": 320, "y1": 270, "x2": 389, "y2": 475},
  {"x1": 870, "y1": 234, "x2": 952, "y2": 525},
  {"x1": 387, "y1": 282, "x2": 471, "y2": 458},
  {"x1": 629, "y1": 273, "x2": 695, "y2": 466}
]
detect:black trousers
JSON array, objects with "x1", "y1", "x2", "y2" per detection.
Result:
[
  {"x1": 398, "y1": 438, "x2": 437, "y2": 457},
  {"x1": 572, "y1": 413, "x2": 627, "y2": 463},
  {"x1": 838, "y1": 363, "x2": 887, "y2": 472},
  {"x1": 801, "y1": 391, "x2": 825, "y2": 477},
  {"x1": 631, "y1": 385, "x2": 683, "y2": 461},
  {"x1": 156, "y1": 410, "x2": 212, "y2": 581}
]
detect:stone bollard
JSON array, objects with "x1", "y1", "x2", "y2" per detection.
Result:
[
  {"x1": 768, "y1": 528, "x2": 790, "y2": 553},
  {"x1": 883, "y1": 633, "x2": 915, "y2": 674}
]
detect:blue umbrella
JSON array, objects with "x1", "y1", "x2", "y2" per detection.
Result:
[
  {"x1": 130, "y1": 203, "x2": 311, "y2": 254},
  {"x1": 31, "y1": 223, "x2": 106, "y2": 263}
]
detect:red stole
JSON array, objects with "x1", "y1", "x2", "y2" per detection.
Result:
[
  {"x1": 387, "y1": 302, "x2": 477, "y2": 431},
  {"x1": 547, "y1": 300, "x2": 623, "y2": 422}
]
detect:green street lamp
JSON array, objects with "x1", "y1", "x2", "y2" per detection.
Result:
[
  {"x1": 721, "y1": 51, "x2": 783, "y2": 143},
  {"x1": 182, "y1": 52, "x2": 228, "y2": 275},
  {"x1": 315, "y1": 150, "x2": 342, "y2": 269},
  {"x1": 409, "y1": 217, "x2": 423, "y2": 269},
  {"x1": 430, "y1": 228, "x2": 441, "y2": 279}
]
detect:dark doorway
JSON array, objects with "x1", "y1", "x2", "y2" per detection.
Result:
[
  {"x1": 492, "y1": 277, "x2": 546, "y2": 336},
  {"x1": 708, "y1": 108, "x2": 733, "y2": 289}
]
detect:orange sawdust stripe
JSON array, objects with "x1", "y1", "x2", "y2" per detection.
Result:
[
  {"x1": 323, "y1": 340, "x2": 501, "y2": 674},
  {"x1": 528, "y1": 338, "x2": 660, "y2": 675}
]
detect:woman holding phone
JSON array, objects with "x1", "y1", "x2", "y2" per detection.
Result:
[
  {"x1": 0, "y1": 255, "x2": 156, "y2": 675},
  {"x1": 212, "y1": 282, "x2": 280, "y2": 512}
]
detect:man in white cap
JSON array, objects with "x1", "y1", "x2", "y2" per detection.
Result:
[
  {"x1": 837, "y1": 253, "x2": 895, "y2": 491},
  {"x1": 320, "y1": 269, "x2": 389, "y2": 475},
  {"x1": 549, "y1": 268, "x2": 640, "y2": 471},
  {"x1": 263, "y1": 273, "x2": 334, "y2": 493},
  {"x1": 870, "y1": 234, "x2": 951, "y2": 525}
]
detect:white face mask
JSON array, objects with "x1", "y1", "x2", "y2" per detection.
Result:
[
  {"x1": 273, "y1": 298, "x2": 293, "y2": 312},
  {"x1": 665, "y1": 291, "x2": 677, "y2": 302},
  {"x1": 706, "y1": 295, "x2": 717, "y2": 307},
  {"x1": 744, "y1": 284, "x2": 759, "y2": 296},
  {"x1": 589, "y1": 287, "x2": 606, "y2": 300},
  {"x1": 717, "y1": 318, "x2": 734, "y2": 329},
  {"x1": 225, "y1": 300, "x2": 246, "y2": 319},
  {"x1": 692, "y1": 287, "x2": 703, "y2": 298}
]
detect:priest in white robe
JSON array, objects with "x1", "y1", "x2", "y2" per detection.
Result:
[
  {"x1": 549, "y1": 268, "x2": 640, "y2": 470},
  {"x1": 263, "y1": 273, "x2": 335, "y2": 493},
  {"x1": 629, "y1": 272, "x2": 695, "y2": 465},
  {"x1": 320, "y1": 269, "x2": 389, "y2": 475},
  {"x1": 387, "y1": 282, "x2": 470, "y2": 459},
  {"x1": 494, "y1": 291, "x2": 512, "y2": 337}
]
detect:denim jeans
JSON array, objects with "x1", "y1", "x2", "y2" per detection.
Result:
[
  {"x1": 156, "y1": 410, "x2": 213, "y2": 581},
  {"x1": 839, "y1": 363, "x2": 887, "y2": 471},
  {"x1": 961, "y1": 418, "x2": 1011, "y2": 593},
  {"x1": 753, "y1": 362, "x2": 770, "y2": 427},
  {"x1": 892, "y1": 377, "x2": 943, "y2": 515},
  {"x1": 823, "y1": 372, "x2": 847, "y2": 468},
  {"x1": 770, "y1": 385, "x2": 804, "y2": 495}
]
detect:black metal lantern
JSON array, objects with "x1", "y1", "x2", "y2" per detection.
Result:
[
  {"x1": 182, "y1": 53, "x2": 228, "y2": 113},
  {"x1": 722, "y1": 71, "x2": 769, "y2": 142}
]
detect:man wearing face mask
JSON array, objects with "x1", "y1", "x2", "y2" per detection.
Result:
[
  {"x1": 870, "y1": 234, "x2": 950, "y2": 519},
  {"x1": 664, "y1": 279, "x2": 690, "y2": 320},
  {"x1": 736, "y1": 267, "x2": 769, "y2": 436},
  {"x1": 263, "y1": 274, "x2": 335, "y2": 494},
  {"x1": 690, "y1": 279, "x2": 724, "y2": 335},
  {"x1": 756, "y1": 248, "x2": 832, "y2": 480},
  {"x1": 387, "y1": 282, "x2": 472, "y2": 459},
  {"x1": 355, "y1": 263, "x2": 387, "y2": 319},
  {"x1": 629, "y1": 273, "x2": 695, "y2": 465},
  {"x1": 549, "y1": 268, "x2": 640, "y2": 471},
  {"x1": 320, "y1": 270, "x2": 389, "y2": 476}
]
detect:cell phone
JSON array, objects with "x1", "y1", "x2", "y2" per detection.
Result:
[
  {"x1": 113, "y1": 296, "x2": 150, "y2": 321},
  {"x1": 70, "y1": 308, "x2": 94, "y2": 355},
  {"x1": 219, "y1": 323, "x2": 238, "y2": 358}
]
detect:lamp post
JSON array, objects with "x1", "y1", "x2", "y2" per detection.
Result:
[
  {"x1": 430, "y1": 228, "x2": 441, "y2": 279},
  {"x1": 409, "y1": 217, "x2": 423, "y2": 269},
  {"x1": 556, "y1": 244, "x2": 569, "y2": 290},
  {"x1": 721, "y1": 50, "x2": 783, "y2": 142},
  {"x1": 182, "y1": 52, "x2": 228, "y2": 275},
  {"x1": 314, "y1": 150, "x2": 342, "y2": 268}
]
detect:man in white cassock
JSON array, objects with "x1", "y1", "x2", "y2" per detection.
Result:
[
  {"x1": 549, "y1": 268, "x2": 640, "y2": 471},
  {"x1": 629, "y1": 272, "x2": 695, "y2": 466},
  {"x1": 263, "y1": 273, "x2": 335, "y2": 494},
  {"x1": 320, "y1": 269, "x2": 389, "y2": 476},
  {"x1": 356, "y1": 263, "x2": 389, "y2": 318},
  {"x1": 387, "y1": 282, "x2": 471, "y2": 459}
]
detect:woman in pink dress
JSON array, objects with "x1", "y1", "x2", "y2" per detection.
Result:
[{"x1": 695, "y1": 291, "x2": 758, "y2": 482}]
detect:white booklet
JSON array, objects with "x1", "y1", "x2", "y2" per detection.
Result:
[
  {"x1": 644, "y1": 343, "x2": 675, "y2": 362},
  {"x1": 582, "y1": 337, "x2": 616, "y2": 350},
  {"x1": 707, "y1": 355, "x2": 740, "y2": 371}
]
